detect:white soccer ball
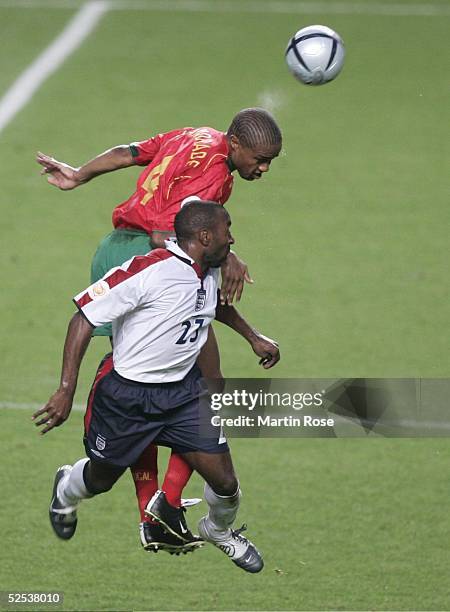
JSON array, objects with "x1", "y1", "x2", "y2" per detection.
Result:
[{"x1": 285, "y1": 25, "x2": 345, "y2": 85}]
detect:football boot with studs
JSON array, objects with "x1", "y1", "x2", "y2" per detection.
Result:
[
  {"x1": 140, "y1": 521, "x2": 203, "y2": 555},
  {"x1": 145, "y1": 490, "x2": 202, "y2": 544},
  {"x1": 198, "y1": 519, "x2": 264, "y2": 573},
  {"x1": 49, "y1": 465, "x2": 78, "y2": 540}
]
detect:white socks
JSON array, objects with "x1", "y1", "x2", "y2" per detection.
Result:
[
  {"x1": 202, "y1": 482, "x2": 241, "y2": 537},
  {"x1": 57, "y1": 458, "x2": 92, "y2": 508}
]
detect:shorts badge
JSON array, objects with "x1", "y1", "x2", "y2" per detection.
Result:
[{"x1": 95, "y1": 434, "x2": 106, "y2": 451}]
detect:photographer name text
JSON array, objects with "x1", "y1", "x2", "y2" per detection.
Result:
[{"x1": 211, "y1": 415, "x2": 334, "y2": 428}]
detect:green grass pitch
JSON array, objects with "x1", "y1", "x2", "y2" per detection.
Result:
[{"x1": 0, "y1": 1, "x2": 449, "y2": 610}]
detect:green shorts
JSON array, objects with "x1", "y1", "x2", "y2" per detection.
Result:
[{"x1": 90, "y1": 228, "x2": 152, "y2": 336}]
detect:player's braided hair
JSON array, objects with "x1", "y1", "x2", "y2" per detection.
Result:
[
  {"x1": 227, "y1": 107, "x2": 282, "y2": 148},
  {"x1": 175, "y1": 200, "x2": 229, "y2": 242}
]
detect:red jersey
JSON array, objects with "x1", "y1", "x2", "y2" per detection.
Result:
[{"x1": 112, "y1": 127, "x2": 234, "y2": 233}]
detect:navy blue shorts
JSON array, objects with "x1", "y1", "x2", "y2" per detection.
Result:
[{"x1": 83, "y1": 365, "x2": 229, "y2": 467}]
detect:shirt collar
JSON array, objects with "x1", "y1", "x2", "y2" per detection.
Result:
[
  {"x1": 164, "y1": 240, "x2": 203, "y2": 279},
  {"x1": 222, "y1": 133, "x2": 233, "y2": 175}
]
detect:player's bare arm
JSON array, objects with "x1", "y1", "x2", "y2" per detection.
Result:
[
  {"x1": 215, "y1": 301, "x2": 280, "y2": 369},
  {"x1": 36, "y1": 145, "x2": 136, "y2": 191},
  {"x1": 32, "y1": 312, "x2": 93, "y2": 434},
  {"x1": 220, "y1": 251, "x2": 253, "y2": 306}
]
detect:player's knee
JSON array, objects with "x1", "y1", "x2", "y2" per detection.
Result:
[
  {"x1": 211, "y1": 474, "x2": 239, "y2": 497},
  {"x1": 85, "y1": 461, "x2": 124, "y2": 495},
  {"x1": 85, "y1": 476, "x2": 115, "y2": 495}
]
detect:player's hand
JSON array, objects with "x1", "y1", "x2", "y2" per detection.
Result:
[
  {"x1": 251, "y1": 334, "x2": 280, "y2": 369},
  {"x1": 36, "y1": 151, "x2": 81, "y2": 190},
  {"x1": 31, "y1": 388, "x2": 74, "y2": 435},
  {"x1": 220, "y1": 251, "x2": 253, "y2": 305}
]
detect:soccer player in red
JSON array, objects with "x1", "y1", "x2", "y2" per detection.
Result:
[{"x1": 36, "y1": 107, "x2": 282, "y2": 551}]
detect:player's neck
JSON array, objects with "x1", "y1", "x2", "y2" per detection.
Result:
[
  {"x1": 226, "y1": 156, "x2": 236, "y2": 173},
  {"x1": 177, "y1": 240, "x2": 208, "y2": 273}
]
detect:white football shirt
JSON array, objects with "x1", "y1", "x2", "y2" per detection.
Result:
[{"x1": 74, "y1": 241, "x2": 219, "y2": 383}]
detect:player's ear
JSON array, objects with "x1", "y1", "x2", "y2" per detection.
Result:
[
  {"x1": 229, "y1": 135, "x2": 241, "y2": 152},
  {"x1": 199, "y1": 229, "x2": 210, "y2": 246}
]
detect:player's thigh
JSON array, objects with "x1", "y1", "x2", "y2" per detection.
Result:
[
  {"x1": 182, "y1": 450, "x2": 238, "y2": 496},
  {"x1": 155, "y1": 377, "x2": 229, "y2": 460},
  {"x1": 90, "y1": 229, "x2": 151, "y2": 283}
]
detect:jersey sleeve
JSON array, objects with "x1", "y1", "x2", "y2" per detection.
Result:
[
  {"x1": 130, "y1": 129, "x2": 187, "y2": 166},
  {"x1": 129, "y1": 134, "x2": 163, "y2": 166},
  {"x1": 73, "y1": 259, "x2": 150, "y2": 327}
]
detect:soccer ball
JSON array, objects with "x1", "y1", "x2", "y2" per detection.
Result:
[{"x1": 285, "y1": 25, "x2": 345, "y2": 85}]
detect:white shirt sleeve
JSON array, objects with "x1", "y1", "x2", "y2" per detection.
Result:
[{"x1": 73, "y1": 260, "x2": 150, "y2": 327}]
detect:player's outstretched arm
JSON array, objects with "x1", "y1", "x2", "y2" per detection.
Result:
[
  {"x1": 215, "y1": 301, "x2": 280, "y2": 369},
  {"x1": 32, "y1": 312, "x2": 93, "y2": 434},
  {"x1": 220, "y1": 251, "x2": 253, "y2": 306},
  {"x1": 36, "y1": 145, "x2": 135, "y2": 191}
]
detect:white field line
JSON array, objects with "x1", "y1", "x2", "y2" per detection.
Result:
[
  {"x1": 0, "y1": 0, "x2": 449, "y2": 17},
  {"x1": 0, "y1": 401, "x2": 85, "y2": 412},
  {"x1": 2, "y1": 402, "x2": 450, "y2": 432},
  {"x1": 0, "y1": 1, "x2": 110, "y2": 135}
]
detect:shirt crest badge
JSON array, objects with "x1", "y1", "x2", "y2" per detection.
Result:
[{"x1": 195, "y1": 289, "x2": 206, "y2": 311}]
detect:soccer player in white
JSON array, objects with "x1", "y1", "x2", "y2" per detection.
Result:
[{"x1": 33, "y1": 200, "x2": 280, "y2": 573}]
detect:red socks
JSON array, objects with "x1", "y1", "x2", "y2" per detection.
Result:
[
  {"x1": 162, "y1": 453, "x2": 193, "y2": 508},
  {"x1": 131, "y1": 446, "x2": 193, "y2": 519},
  {"x1": 131, "y1": 444, "x2": 159, "y2": 522}
]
